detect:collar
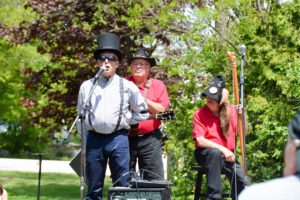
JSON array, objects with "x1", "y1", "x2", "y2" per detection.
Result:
[
  {"x1": 98, "y1": 74, "x2": 118, "y2": 85},
  {"x1": 128, "y1": 76, "x2": 151, "y2": 90},
  {"x1": 204, "y1": 105, "x2": 220, "y2": 118}
]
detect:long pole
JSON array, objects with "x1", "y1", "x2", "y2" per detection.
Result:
[
  {"x1": 32, "y1": 153, "x2": 44, "y2": 200},
  {"x1": 240, "y1": 45, "x2": 247, "y2": 175},
  {"x1": 227, "y1": 52, "x2": 247, "y2": 175},
  {"x1": 80, "y1": 118, "x2": 86, "y2": 200}
]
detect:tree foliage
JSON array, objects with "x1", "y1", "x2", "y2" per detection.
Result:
[
  {"x1": 0, "y1": 0, "x2": 299, "y2": 198},
  {"x1": 0, "y1": 0, "x2": 50, "y2": 157}
]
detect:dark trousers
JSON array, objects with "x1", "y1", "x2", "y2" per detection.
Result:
[
  {"x1": 129, "y1": 129, "x2": 164, "y2": 180},
  {"x1": 85, "y1": 129, "x2": 130, "y2": 200},
  {"x1": 194, "y1": 148, "x2": 246, "y2": 200}
]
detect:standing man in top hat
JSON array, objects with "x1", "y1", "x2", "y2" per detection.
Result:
[
  {"x1": 125, "y1": 48, "x2": 170, "y2": 180},
  {"x1": 192, "y1": 75, "x2": 247, "y2": 200},
  {"x1": 77, "y1": 33, "x2": 149, "y2": 200}
]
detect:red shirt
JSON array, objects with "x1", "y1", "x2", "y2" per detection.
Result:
[
  {"x1": 192, "y1": 105, "x2": 237, "y2": 151},
  {"x1": 126, "y1": 76, "x2": 170, "y2": 134}
]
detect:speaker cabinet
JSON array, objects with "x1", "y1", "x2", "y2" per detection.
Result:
[{"x1": 108, "y1": 187, "x2": 171, "y2": 200}]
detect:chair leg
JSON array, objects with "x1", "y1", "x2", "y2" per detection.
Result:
[{"x1": 194, "y1": 171, "x2": 203, "y2": 200}]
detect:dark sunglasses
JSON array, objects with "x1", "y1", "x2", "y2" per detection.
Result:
[{"x1": 98, "y1": 54, "x2": 118, "y2": 61}]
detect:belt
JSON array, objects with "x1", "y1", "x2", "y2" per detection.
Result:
[
  {"x1": 88, "y1": 129, "x2": 126, "y2": 136},
  {"x1": 129, "y1": 129, "x2": 157, "y2": 138}
]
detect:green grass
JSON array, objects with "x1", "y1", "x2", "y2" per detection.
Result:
[{"x1": 0, "y1": 171, "x2": 112, "y2": 200}]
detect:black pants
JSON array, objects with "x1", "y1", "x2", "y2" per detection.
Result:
[
  {"x1": 194, "y1": 148, "x2": 246, "y2": 200},
  {"x1": 129, "y1": 129, "x2": 164, "y2": 180}
]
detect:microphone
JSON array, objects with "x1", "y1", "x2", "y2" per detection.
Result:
[
  {"x1": 240, "y1": 45, "x2": 246, "y2": 57},
  {"x1": 94, "y1": 66, "x2": 108, "y2": 79}
]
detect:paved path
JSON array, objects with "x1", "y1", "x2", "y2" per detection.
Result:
[
  {"x1": 0, "y1": 155, "x2": 167, "y2": 178},
  {"x1": 0, "y1": 158, "x2": 77, "y2": 174},
  {"x1": 0, "y1": 157, "x2": 114, "y2": 175}
]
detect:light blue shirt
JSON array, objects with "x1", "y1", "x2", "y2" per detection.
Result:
[{"x1": 77, "y1": 74, "x2": 149, "y2": 134}]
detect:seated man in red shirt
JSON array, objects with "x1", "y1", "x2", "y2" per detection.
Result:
[
  {"x1": 192, "y1": 75, "x2": 247, "y2": 200},
  {"x1": 126, "y1": 48, "x2": 170, "y2": 180}
]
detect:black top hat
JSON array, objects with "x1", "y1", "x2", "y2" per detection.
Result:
[
  {"x1": 93, "y1": 33, "x2": 123, "y2": 61},
  {"x1": 201, "y1": 75, "x2": 226, "y2": 102},
  {"x1": 129, "y1": 49, "x2": 156, "y2": 67}
]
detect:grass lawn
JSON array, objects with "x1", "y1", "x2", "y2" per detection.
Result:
[{"x1": 0, "y1": 171, "x2": 112, "y2": 200}]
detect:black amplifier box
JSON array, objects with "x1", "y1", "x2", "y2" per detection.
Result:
[{"x1": 108, "y1": 187, "x2": 171, "y2": 200}]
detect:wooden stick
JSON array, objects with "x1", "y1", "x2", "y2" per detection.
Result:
[{"x1": 227, "y1": 51, "x2": 247, "y2": 175}]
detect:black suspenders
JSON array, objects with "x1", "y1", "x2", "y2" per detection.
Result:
[
  {"x1": 88, "y1": 77, "x2": 124, "y2": 134},
  {"x1": 112, "y1": 77, "x2": 124, "y2": 133}
]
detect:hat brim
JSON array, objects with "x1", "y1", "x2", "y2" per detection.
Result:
[
  {"x1": 201, "y1": 88, "x2": 222, "y2": 101},
  {"x1": 289, "y1": 111, "x2": 300, "y2": 139},
  {"x1": 93, "y1": 49, "x2": 123, "y2": 62},
  {"x1": 129, "y1": 57, "x2": 156, "y2": 67}
]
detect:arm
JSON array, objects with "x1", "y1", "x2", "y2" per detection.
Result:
[
  {"x1": 146, "y1": 99, "x2": 166, "y2": 114},
  {"x1": 146, "y1": 80, "x2": 169, "y2": 114},
  {"x1": 195, "y1": 136, "x2": 235, "y2": 162},
  {"x1": 130, "y1": 83, "x2": 149, "y2": 124},
  {"x1": 193, "y1": 109, "x2": 235, "y2": 162},
  {"x1": 76, "y1": 83, "x2": 88, "y2": 140}
]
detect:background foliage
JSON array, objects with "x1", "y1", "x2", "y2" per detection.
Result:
[{"x1": 0, "y1": 0, "x2": 299, "y2": 198}]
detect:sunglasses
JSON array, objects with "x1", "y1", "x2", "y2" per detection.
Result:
[
  {"x1": 131, "y1": 62, "x2": 150, "y2": 67},
  {"x1": 98, "y1": 54, "x2": 119, "y2": 61}
]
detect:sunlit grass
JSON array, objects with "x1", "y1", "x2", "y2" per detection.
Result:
[{"x1": 0, "y1": 171, "x2": 112, "y2": 200}]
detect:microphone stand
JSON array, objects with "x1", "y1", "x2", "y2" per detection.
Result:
[
  {"x1": 64, "y1": 66, "x2": 106, "y2": 200},
  {"x1": 32, "y1": 153, "x2": 44, "y2": 200},
  {"x1": 240, "y1": 45, "x2": 247, "y2": 175}
]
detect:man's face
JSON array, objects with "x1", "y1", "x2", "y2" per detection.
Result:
[
  {"x1": 130, "y1": 58, "x2": 150, "y2": 79},
  {"x1": 97, "y1": 52, "x2": 119, "y2": 78},
  {"x1": 206, "y1": 97, "x2": 220, "y2": 112},
  {"x1": 283, "y1": 137, "x2": 299, "y2": 176}
]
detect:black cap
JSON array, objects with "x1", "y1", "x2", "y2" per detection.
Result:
[
  {"x1": 93, "y1": 33, "x2": 122, "y2": 61},
  {"x1": 288, "y1": 111, "x2": 300, "y2": 172},
  {"x1": 129, "y1": 48, "x2": 156, "y2": 67},
  {"x1": 201, "y1": 75, "x2": 225, "y2": 102},
  {"x1": 289, "y1": 111, "x2": 300, "y2": 140}
]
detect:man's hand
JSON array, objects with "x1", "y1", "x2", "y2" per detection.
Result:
[
  {"x1": 235, "y1": 104, "x2": 243, "y2": 114},
  {"x1": 221, "y1": 147, "x2": 235, "y2": 162},
  {"x1": 196, "y1": 136, "x2": 235, "y2": 162}
]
